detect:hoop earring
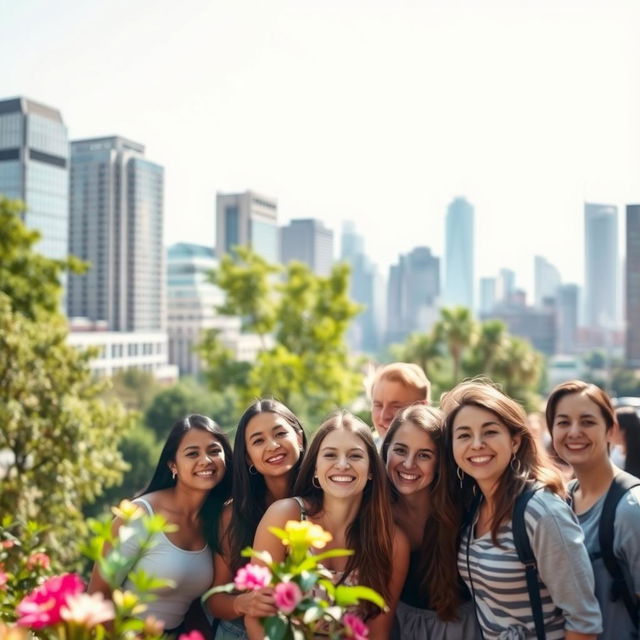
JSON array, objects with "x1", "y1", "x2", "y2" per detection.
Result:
[
  {"x1": 510, "y1": 453, "x2": 522, "y2": 475},
  {"x1": 312, "y1": 476, "x2": 321, "y2": 489},
  {"x1": 456, "y1": 466, "x2": 465, "y2": 489},
  {"x1": 249, "y1": 465, "x2": 258, "y2": 475}
]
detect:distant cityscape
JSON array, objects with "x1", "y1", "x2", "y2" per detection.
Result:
[{"x1": 1, "y1": 95, "x2": 639, "y2": 384}]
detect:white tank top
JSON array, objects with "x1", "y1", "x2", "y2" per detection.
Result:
[{"x1": 118, "y1": 497, "x2": 213, "y2": 629}]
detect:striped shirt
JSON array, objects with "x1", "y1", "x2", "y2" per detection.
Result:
[{"x1": 458, "y1": 489, "x2": 602, "y2": 640}]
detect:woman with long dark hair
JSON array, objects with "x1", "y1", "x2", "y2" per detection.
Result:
[
  {"x1": 547, "y1": 382, "x2": 640, "y2": 640},
  {"x1": 380, "y1": 404, "x2": 479, "y2": 639},
  {"x1": 89, "y1": 414, "x2": 233, "y2": 634},
  {"x1": 208, "y1": 399, "x2": 306, "y2": 640},
  {"x1": 246, "y1": 411, "x2": 409, "y2": 640},
  {"x1": 439, "y1": 380, "x2": 601, "y2": 640}
]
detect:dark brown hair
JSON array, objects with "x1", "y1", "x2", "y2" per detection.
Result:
[
  {"x1": 381, "y1": 404, "x2": 460, "y2": 621},
  {"x1": 228, "y1": 399, "x2": 306, "y2": 573},
  {"x1": 293, "y1": 411, "x2": 394, "y2": 615},
  {"x1": 616, "y1": 406, "x2": 640, "y2": 477},
  {"x1": 440, "y1": 379, "x2": 564, "y2": 545}
]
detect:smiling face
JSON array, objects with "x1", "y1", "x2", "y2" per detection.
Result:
[
  {"x1": 245, "y1": 412, "x2": 304, "y2": 478},
  {"x1": 452, "y1": 405, "x2": 520, "y2": 492},
  {"x1": 170, "y1": 428, "x2": 227, "y2": 491},
  {"x1": 315, "y1": 427, "x2": 371, "y2": 499},
  {"x1": 372, "y1": 379, "x2": 425, "y2": 440},
  {"x1": 385, "y1": 422, "x2": 437, "y2": 497},
  {"x1": 551, "y1": 391, "x2": 611, "y2": 469}
]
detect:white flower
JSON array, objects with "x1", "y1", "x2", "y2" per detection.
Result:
[{"x1": 60, "y1": 592, "x2": 115, "y2": 628}]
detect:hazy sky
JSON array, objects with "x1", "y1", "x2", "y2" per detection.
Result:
[{"x1": 2, "y1": 0, "x2": 639, "y2": 296}]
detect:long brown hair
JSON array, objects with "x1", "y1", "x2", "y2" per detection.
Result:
[
  {"x1": 440, "y1": 379, "x2": 564, "y2": 545},
  {"x1": 293, "y1": 411, "x2": 394, "y2": 614},
  {"x1": 381, "y1": 404, "x2": 460, "y2": 621}
]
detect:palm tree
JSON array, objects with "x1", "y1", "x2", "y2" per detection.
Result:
[
  {"x1": 400, "y1": 332, "x2": 443, "y2": 380},
  {"x1": 465, "y1": 319, "x2": 508, "y2": 378},
  {"x1": 435, "y1": 307, "x2": 477, "y2": 385}
]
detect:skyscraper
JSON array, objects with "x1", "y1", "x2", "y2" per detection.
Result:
[
  {"x1": 386, "y1": 247, "x2": 440, "y2": 344},
  {"x1": 626, "y1": 205, "x2": 640, "y2": 366},
  {"x1": 534, "y1": 255, "x2": 562, "y2": 308},
  {"x1": 216, "y1": 190, "x2": 279, "y2": 263},
  {"x1": 68, "y1": 136, "x2": 165, "y2": 331},
  {"x1": 584, "y1": 203, "x2": 618, "y2": 330},
  {"x1": 444, "y1": 197, "x2": 474, "y2": 310},
  {"x1": 0, "y1": 97, "x2": 69, "y2": 261},
  {"x1": 340, "y1": 222, "x2": 379, "y2": 353},
  {"x1": 557, "y1": 284, "x2": 579, "y2": 355},
  {"x1": 280, "y1": 218, "x2": 334, "y2": 276}
]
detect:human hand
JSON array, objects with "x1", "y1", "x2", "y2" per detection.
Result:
[{"x1": 235, "y1": 587, "x2": 277, "y2": 618}]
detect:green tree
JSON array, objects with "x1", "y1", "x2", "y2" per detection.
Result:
[
  {"x1": 0, "y1": 196, "x2": 134, "y2": 564},
  {"x1": 199, "y1": 252, "x2": 362, "y2": 428},
  {"x1": 434, "y1": 307, "x2": 476, "y2": 384},
  {"x1": 103, "y1": 368, "x2": 162, "y2": 412}
]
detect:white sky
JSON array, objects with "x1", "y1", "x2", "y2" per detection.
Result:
[{"x1": 2, "y1": 0, "x2": 639, "y2": 298}]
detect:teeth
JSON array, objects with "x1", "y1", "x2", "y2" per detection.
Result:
[
  {"x1": 266, "y1": 454, "x2": 286, "y2": 463},
  {"x1": 196, "y1": 470, "x2": 214, "y2": 476},
  {"x1": 469, "y1": 456, "x2": 492, "y2": 463},
  {"x1": 398, "y1": 472, "x2": 419, "y2": 481},
  {"x1": 329, "y1": 475, "x2": 354, "y2": 482},
  {"x1": 566, "y1": 443, "x2": 589, "y2": 450}
]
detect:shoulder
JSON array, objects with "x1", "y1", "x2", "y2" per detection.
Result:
[
  {"x1": 614, "y1": 484, "x2": 640, "y2": 528},
  {"x1": 391, "y1": 524, "x2": 410, "y2": 559},
  {"x1": 524, "y1": 488, "x2": 578, "y2": 534},
  {"x1": 260, "y1": 498, "x2": 305, "y2": 528}
]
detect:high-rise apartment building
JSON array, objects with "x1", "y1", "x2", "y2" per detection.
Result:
[
  {"x1": 216, "y1": 190, "x2": 279, "y2": 263},
  {"x1": 386, "y1": 247, "x2": 440, "y2": 344},
  {"x1": 584, "y1": 203, "x2": 618, "y2": 330},
  {"x1": 444, "y1": 197, "x2": 474, "y2": 310},
  {"x1": 479, "y1": 277, "x2": 497, "y2": 315},
  {"x1": 497, "y1": 268, "x2": 516, "y2": 306},
  {"x1": 0, "y1": 97, "x2": 69, "y2": 261},
  {"x1": 68, "y1": 136, "x2": 165, "y2": 331},
  {"x1": 626, "y1": 205, "x2": 640, "y2": 366},
  {"x1": 534, "y1": 255, "x2": 561, "y2": 308},
  {"x1": 280, "y1": 218, "x2": 334, "y2": 276}
]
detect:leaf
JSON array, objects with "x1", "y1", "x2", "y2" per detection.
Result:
[
  {"x1": 302, "y1": 605, "x2": 324, "y2": 624},
  {"x1": 297, "y1": 570, "x2": 319, "y2": 592},
  {"x1": 335, "y1": 585, "x2": 387, "y2": 610},
  {"x1": 262, "y1": 615, "x2": 289, "y2": 640},
  {"x1": 200, "y1": 583, "x2": 235, "y2": 602}
]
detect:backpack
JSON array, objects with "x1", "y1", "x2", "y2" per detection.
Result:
[
  {"x1": 464, "y1": 486, "x2": 547, "y2": 640},
  {"x1": 570, "y1": 471, "x2": 640, "y2": 630}
]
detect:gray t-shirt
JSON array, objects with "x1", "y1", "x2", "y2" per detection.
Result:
[{"x1": 570, "y1": 481, "x2": 640, "y2": 640}]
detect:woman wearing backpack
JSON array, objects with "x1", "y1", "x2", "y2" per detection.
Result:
[
  {"x1": 547, "y1": 381, "x2": 640, "y2": 640},
  {"x1": 439, "y1": 380, "x2": 601, "y2": 640}
]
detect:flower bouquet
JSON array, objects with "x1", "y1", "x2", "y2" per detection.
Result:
[{"x1": 204, "y1": 520, "x2": 385, "y2": 640}]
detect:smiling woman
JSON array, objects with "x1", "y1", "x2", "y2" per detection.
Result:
[
  {"x1": 246, "y1": 411, "x2": 410, "y2": 640},
  {"x1": 88, "y1": 414, "x2": 233, "y2": 636},
  {"x1": 207, "y1": 399, "x2": 307, "y2": 640},
  {"x1": 438, "y1": 381, "x2": 602, "y2": 640}
]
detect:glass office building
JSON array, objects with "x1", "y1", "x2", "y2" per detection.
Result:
[
  {"x1": 0, "y1": 97, "x2": 69, "y2": 261},
  {"x1": 68, "y1": 136, "x2": 165, "y2": 331}
]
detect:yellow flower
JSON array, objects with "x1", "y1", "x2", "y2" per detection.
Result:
[
  {"x1": 112, "y1": 589, "x2": 147, "y2": 616},
  {"x1": 284, "y1": 520, "x2": 332, "y2": 550},
  {"x1": 111, "y1": 500, "x2": 144, "y2": 521}
]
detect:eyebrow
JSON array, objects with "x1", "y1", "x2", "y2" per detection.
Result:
[
  {"x1": 183, "y1": 442, "x2": 222, "y2": 452},
  {"x1": 555, "y1": 412, "x2": 597, "y2": 419},
  {"x1": 320, "y1": 446, "x2": 365, "y2": 453},
  {"x1": 454, "y1": 421, "x2": 500, "y2": 431},
  {"x1": 392, "y1": 442, "x2": 434, "y2": 453}
]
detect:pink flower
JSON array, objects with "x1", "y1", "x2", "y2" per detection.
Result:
[
  {"x1": 178, "y1": 632, "x2": 205, "y2": 640},
  {"x1": 343, "y1": 613, "x2": 368, "y2": 640},
  {"x1": 26, "y1": 553, "x2": 51, "y2": 571},
  {"x1": 233, "y1": 564, "x2": 272, "y2": 591},
  {"x1": 273, "y1": 581, "x2": 302, "y2": 615},
  {"x1": 1, "y1": 540, "x2": 15, "y2": 549},
  {"x1": 0, "y1": 571, "x2": 8, "y2": 590},
  {"x1": 60, "y1": 592, "x2": 115, "y2": 628},
  {"x1": 16, "y1": 573, "x2": 84, "y2": 629}
]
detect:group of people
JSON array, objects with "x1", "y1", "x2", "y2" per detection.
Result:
[{"x1": 88, "y1": 364, "x2": 640, "y2": 640}]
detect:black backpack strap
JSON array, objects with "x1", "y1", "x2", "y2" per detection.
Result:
[
  {"x1": 599, "y1": 472, "x2": 640, "y2": 629},
  {"x1": 513, "y1": 487, "x2": 545, "y2": 640}
]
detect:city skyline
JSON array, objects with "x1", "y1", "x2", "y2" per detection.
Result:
[{"x1": 2, "y1": 0, "x2": 640, "y2": 297}]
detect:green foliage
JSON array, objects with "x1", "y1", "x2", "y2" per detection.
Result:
[
  {"x1": 199, "y1": 249, "x2": 363, "y2": 429},
  {"x1": 102, "y1": 369, "x2": 162, "y2": 412},
  {"x1": 84, "y1": 424, "x2": 162, "y2": 519},
  {"x1": 393, "y1": 307, "x2": 544, "y2": 409},
  {"x1": 144, "y1": 378, "x2": 239, "y2": 437},
  {"x1": 0, "y1": 196, "x2": 133, "y2": 566}
]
